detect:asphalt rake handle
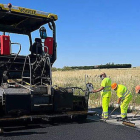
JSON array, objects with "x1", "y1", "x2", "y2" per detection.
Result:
[
  {"x1": 108, "y1": 107, "x2": 118, "y2": 119},
  {"x1": 130, "y1": 110, "x2": 140, "y2": 121}
]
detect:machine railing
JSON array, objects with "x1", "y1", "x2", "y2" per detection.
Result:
[
  {"x1": 21, "y1": 55, "x2": 32, "y2": 86},
  {"x1": 7, "y1": 42, "x2": 21, "y2": 71},
  {"x1": 11, "y1": 43, "x2": 21, "y2": 56},
  {"x1": 21, "y1": 46, "x2": 52, "y2": 89}
]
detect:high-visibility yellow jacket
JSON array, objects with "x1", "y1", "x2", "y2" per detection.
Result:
[
  {"x1": 116, "y1": 84, "x2": 132, "y2": 99},
  {"x1": 101, "y1": 77, "x2": 111, "y2": 97}
]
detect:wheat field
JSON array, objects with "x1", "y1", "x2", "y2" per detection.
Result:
[{"x1": 52, "y1": 67, "x2": 140, "y2": 107}]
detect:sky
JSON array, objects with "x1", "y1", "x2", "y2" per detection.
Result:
[{"x1": 0, "y1": 0, "x2": 140, "y2": 68}]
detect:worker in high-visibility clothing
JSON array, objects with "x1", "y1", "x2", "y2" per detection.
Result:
[
  {"x1": 93, "y1": 72, "x2": 111, "y2": 119},
  {"x1": 111, "y1": 83, "x2": 132, "y2": 121},
  {"x1": 135, "y1": 85, "x2": 140, "y2": 94}
]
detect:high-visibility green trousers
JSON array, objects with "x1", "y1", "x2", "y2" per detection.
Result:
[
  {"x1": 102, "y1": 97, "x2": 110, "y2": 118},
  {"x1": 120, "y1": 94, "x2": 132, "y2": 118}
]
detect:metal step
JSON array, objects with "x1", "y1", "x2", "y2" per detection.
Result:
[
  {"x1": 34, "y1": 76, "x2": 50, "y2": 80},
  {"x1": 22, "y1": 77, "x2": 30, "y2": 79},
  {"x1": 34, "y1": 104, "x2": 53, "y2": 107}
]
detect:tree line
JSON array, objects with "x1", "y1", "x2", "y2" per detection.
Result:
[{"x1": 52, "y1": 63, "x2": 132, "y2": 71}]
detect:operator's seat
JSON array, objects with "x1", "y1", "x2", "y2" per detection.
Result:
[{"x1": 30, "y1": 38, "x2": 43, "y2": 55}]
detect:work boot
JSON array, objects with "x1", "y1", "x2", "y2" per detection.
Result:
[
  {"x1": 101, "y1": 116, "x2": 108, "y2": 120},
  {"x1": 122, "y1": 117, "x2": 128, "y2": 121},
  {"x1": 117, "y1": 117, "x2": 122, "y2": 121},
  {"x1": 117, "y1": 117, "x2": 128, "y2": 121}
]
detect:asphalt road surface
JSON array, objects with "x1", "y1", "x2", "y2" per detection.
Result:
[{"x1": 0, "y1": 116, "x2": 140, "y2": 140}]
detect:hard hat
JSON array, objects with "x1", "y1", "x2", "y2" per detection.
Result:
[
  {"x1": 111, "y1": 83, "x2": 117, "y2": 90},
  {"x1": 135, "y1": 85, "x2": 140, "y2": 94}
]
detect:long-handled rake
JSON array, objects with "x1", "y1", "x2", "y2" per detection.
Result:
[
  {"x1": 130, "y1": 110, "x2": 140, "y2": 121},
  {"x1": 122, "y1": 121, "x2": 135, "y2": 127},
  {"x1": 122, "y1": 108, "x2": 140, "y2": 128},
  {"x1": 122, "y1": 109, "x2": 140, "y2": 127},
  {"x1": 122, "y1": 113, "x2": 137, "y2": 127}
]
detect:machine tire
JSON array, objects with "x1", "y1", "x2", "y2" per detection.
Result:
[
  {"x1": 0, "y1": 128, "x2": 4, "y2": 134},
  {"x1": 0, "y1": 96, "x2": 3, "y2": 116},
  {"x1": 78, "y1": 115, "x2": 87, "y2": 122},
  {"x1": 73, "y1": 115, "x2": 87, "y2": 123}
]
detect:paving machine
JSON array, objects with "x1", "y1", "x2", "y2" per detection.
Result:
[{"x1": 0, "y1": 3, "x2": 95, "y2": 131}]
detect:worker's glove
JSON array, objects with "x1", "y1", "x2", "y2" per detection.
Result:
[
  {"x1": 86, "y1": 83, "x2": 94, "y2": 93},
  {"x1": 115, "y1": 104, "x2": 120, "y2": 108}
]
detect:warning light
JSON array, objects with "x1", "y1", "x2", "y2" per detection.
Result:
[
  {"x1": 8, "y1": 3, "x2": 12, "y2": 12},
  {"x1": 8, "y1": 3, "x2": 12, "y2": 8}
]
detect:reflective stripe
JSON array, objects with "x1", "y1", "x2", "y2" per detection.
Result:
[
  {"x1": 103, "y1": 90, "x2": 111, "y2": 92},
  {"x1": 121, "y1": 113, "x2": 127, "y2": 116},
  {"x1": 121, "y1": 113, "x2": 127, "y2": 118},
  {"x1": 122, "y1": 90, "x2": 130, "y2": 99},
  {"x1": 103, "y1": 112, "x2": 108, "y2": 114},
  {"x1": 103, "y1": 86, "x2": 111, "y2": 92},
  {"x1": 103, "y1": 112, "x2": 108, "y2": 116},
  {"x1": 102, "y1": 112, "x2": 108, "y2": 118}
]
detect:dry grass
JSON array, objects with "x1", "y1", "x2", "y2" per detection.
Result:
[{"x1": 52, "y1": 67, "x2": 140, "y2": 107}]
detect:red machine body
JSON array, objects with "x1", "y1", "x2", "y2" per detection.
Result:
[
  {"x1": 0, "y1": 35, "x2": 11, "y2": 55},
  {"x1": 44, "y1": 37, "x2": 53, "y2": 55}
]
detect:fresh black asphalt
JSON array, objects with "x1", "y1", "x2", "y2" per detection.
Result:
[
  {"x1": 0, "y1": 107, "x2": 140, "y2": 140},
  {"x1": 0, "y1": 118, "x2": 140, "y2": 140}
]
